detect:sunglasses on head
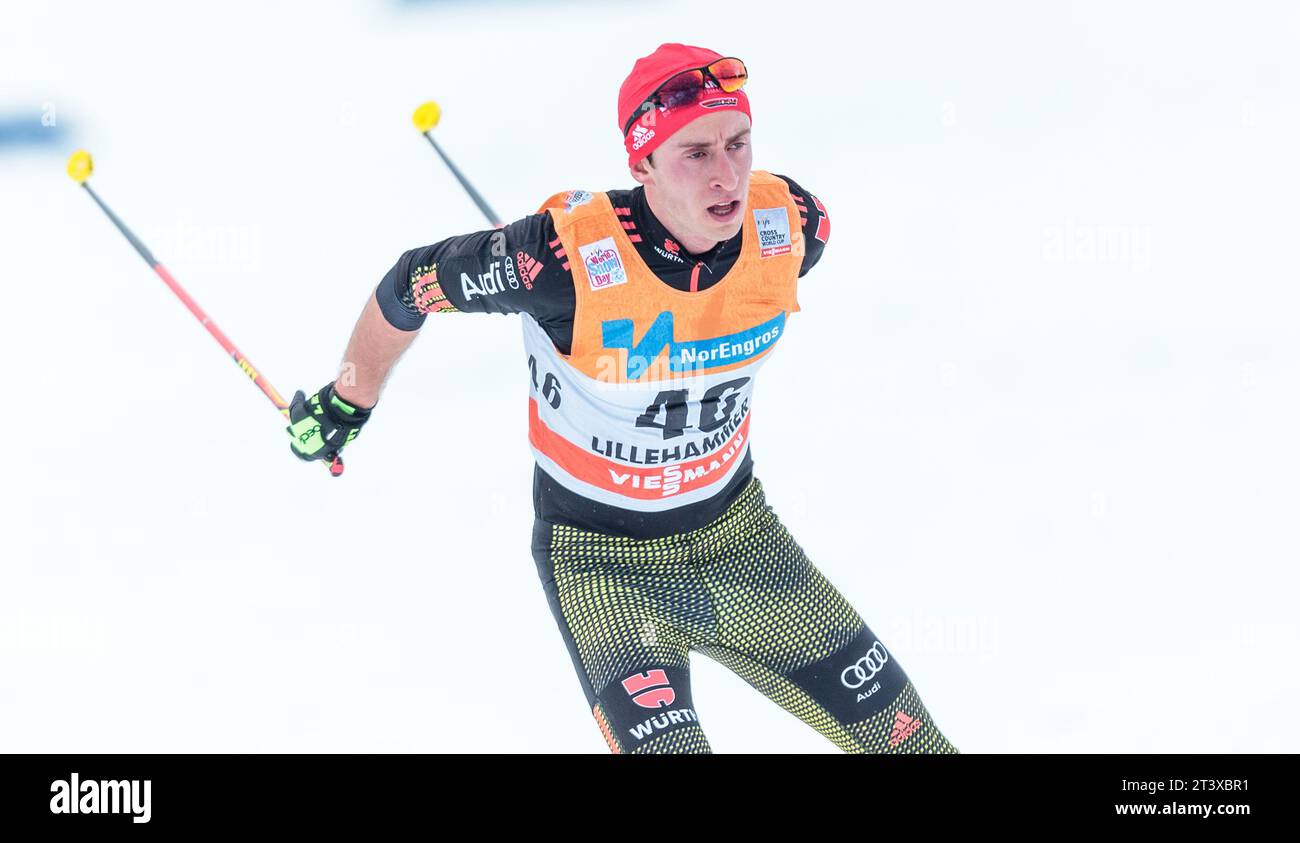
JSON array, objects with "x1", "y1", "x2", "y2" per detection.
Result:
[{"x1": 623, "y1": 57, "x2": 748, "y2": 137}]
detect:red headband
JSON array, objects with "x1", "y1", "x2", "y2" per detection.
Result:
[{"x1": 618, "y1": 43, "x2": 752, "y2": 168}]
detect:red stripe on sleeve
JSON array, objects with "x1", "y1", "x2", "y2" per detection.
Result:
[{"x1": 812, "y1": 195, "x2": 830, "y2": 244}]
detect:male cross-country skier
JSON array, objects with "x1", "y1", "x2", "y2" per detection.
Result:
[{"x1": 287, "y1": 43, "x2": 959, "y2": 754}]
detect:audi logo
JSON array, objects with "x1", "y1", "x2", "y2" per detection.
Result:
[{"x1": 840, "y1": 641, "x2": 889, "y2": 689}]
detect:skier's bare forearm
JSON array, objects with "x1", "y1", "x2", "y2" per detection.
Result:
[{"x1": 333, "y1": 291, "x2": 420, "y2": 409}]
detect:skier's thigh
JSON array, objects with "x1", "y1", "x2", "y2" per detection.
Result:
[{"x1": 590, "y1": 662, "x2": 711, "y2": 754}]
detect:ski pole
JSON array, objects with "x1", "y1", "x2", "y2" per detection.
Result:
[
  {"x1": 66, "y1": 150, "x2": 344, "y2": 477},
  {"x1": 412, "y1": 101, "x2": 504, "y2": 229}
]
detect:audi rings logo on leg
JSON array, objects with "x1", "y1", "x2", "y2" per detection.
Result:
[{"x1": 840, "y1": 641, "x2": 889, "y2": 689}]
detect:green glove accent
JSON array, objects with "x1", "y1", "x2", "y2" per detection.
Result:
[{"x1": 286, "y1": 382, "x2": 372, "y2": 462}]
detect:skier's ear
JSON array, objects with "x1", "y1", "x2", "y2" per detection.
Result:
[{"x1": 629, "y1": 153, "x2": 654, "y2": 186}]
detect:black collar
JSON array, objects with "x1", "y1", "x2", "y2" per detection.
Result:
[{"x1": 618, "y1": 186, "x2": 743, "y2": 285}]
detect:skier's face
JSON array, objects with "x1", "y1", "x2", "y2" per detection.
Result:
[{"x1": 632, "y1": 110, "x2": 753, "y2": 254}]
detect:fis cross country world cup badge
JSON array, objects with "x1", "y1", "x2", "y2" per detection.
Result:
[{"x1": 752, "y1": 207, "x2": 792, "y2": 258}]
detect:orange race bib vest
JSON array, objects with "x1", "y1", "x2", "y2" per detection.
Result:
[{"x1": 524, "y1": 170, "x2": 803, "y2": 513}]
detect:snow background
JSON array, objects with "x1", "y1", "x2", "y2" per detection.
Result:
[{"x1": 2, "y1": 0, "x2": 1298, "y2": 753}]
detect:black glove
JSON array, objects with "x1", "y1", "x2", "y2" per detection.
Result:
[{"x1": 286, "y1": 382, "x2": 372, "y2": 464}]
